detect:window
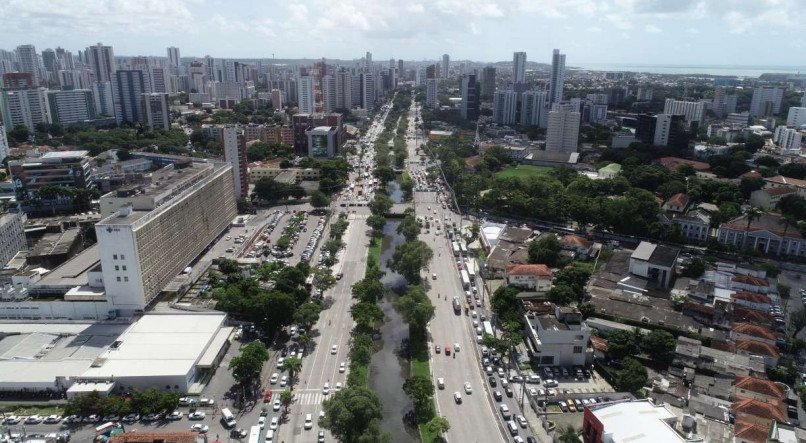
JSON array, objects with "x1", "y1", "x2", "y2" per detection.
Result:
[
  {"x1": 124, "y1": 277, "x2": 129, "y2": 282},
  {"x1": 122, "y1": 265, "x2": 127, "y2": 271},
  {"x1": 114, "y1": 266, "x2": 119, "y2": 271},
  {"x1": 116, "y1": 277, "x2": 121, "y2": 282},
  {"x1": 575, "y1": 335, "x2": 584, "y2": 340},
  {"x1": 120, "y1": 254, "x2": 125, "y2": 260},
  {"x1": 113, "y1": 254, "x2": 118, "y2": 260},
  {"x1": 573, "y1": 346, "x2": 583, "y2": 354}
]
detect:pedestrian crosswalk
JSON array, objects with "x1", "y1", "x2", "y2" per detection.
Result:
[{"x1": 294, "y1": 392, "x2": 326, "y2": 405}]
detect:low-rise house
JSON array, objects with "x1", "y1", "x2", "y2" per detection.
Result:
[
  {"x1": 628, "y1": 241, "x2": 680, "y2": 288},
  {"x1": 505, "y1": 264, "x2": 552, "y2": 292},
  {"x1": 734, "y1": 339, "x2": 780, "y2": 366},
  {"x1": 524, "y1": 306, "x2": 590, "y2": 367},
  {"x1": 731, "y1": 291, "x2": 772, "y2": 312},
  {"x1": 559, "y1": 234, "x2": 596, "y2": 259},
  {"x1": 666, "y1": 209, "x2": 711, "y2": 242},
  {"x1": 731, "y1": 376, "x2": 786, "y2": 403},
  {"x1": 732, "y1": 397, "x2": 788, "y2": 428},
  {"x1": 730, "y1": 275, "x2": 772, "y2": 294},
  {"x1": 674, "y1": 336, "x2": 765, "y2": 378},
  {"x1": 717, "y1": 213, "x2": 806, "y2": 257},
  {"x1": 764, "y1": 175, "x2": 806, "y2": 198},
  {"x1": 730, "y1": 323, "x2": 777, "y2": 346},
  {"x1": 663, "y1": 193, "x2": 690, "y2": 213},
  {"x1": 749, "y1": 187, "x2": 797, "y2": 209}
]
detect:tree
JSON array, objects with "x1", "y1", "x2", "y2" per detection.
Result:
[
  {"x1": 397, "y1": 213, "x2": 421, "y2": 241},
  {"x1": 680, "y1": 258, "x2": 706, "y2": 278},
  {"x1": 547, "y1": 284, "x2": 577, "y2": 305},
  {"x1": 310, "y1": 190, "x2": 331, "y2": 210},
  {"x1": 319, "y1": 386, "x2": 385, "y2": 443},
  {"x1": 367, "y1": 214, "x2": 387, "y2": 237},
  {"x1": 614, "y1": 357, "x2": 648, "y2": 393},
  {"x1": 349, "y1": 333, "x2": 375, "y2": 366},
  {"x1": 606, "y1": 330, "x2": 641, "y2": 361},
  {"x1": 373, "y1": 165, "x2": 395, "y2": 183},
  {"x1": 264, "y1": 291, "x2": 297, "y2": 332},
  {"x1": 528, "y1": 235, "x2": 562, "y2": 267},
  {"x1": 369, "y1": 193, "x2": 393, "y2": 216},
  {"x1": 641, "y1": 330, "x2": 676, "y2": 366},
  {"x1": 490, "y1": 285, "x2": 521, "y2": 324},
  {"x1": 403, "y1": 375, "x2": 435, "y2": 421},
  {"x1": 351, "y1": 302, "x2": 385, "y2": 332},
  {"x1": 229, "y1": 341, "x2": 269, "y2": 384},
  {"x1": 218, "y1": 258, "x2": 240, "y2": 275},
  {"x1": 8, "y1": 124, "x2": 30, "y2": 144},
  {"x1": 313, "y1": 268, "x2": 337, "y2": 292},
  {"x1": 294, "y1": 302, "x2": 322, "y2": 331},
  {"x1": 352, "y1": 276, "x2": 386, "y2": 303},
  {"x1": 279, "y1": 389, "x2": 294, "y2": 412},
  {"x1": 254, "y1": 178, "x2": 287, "y2": 202},
  {"x1": 777, "y1": 283, "x2": 791, "y2": 298},
  {"x1": 558, "y1": 425, "x2": 582, "y2": 443},
  {"x1": 388, "y1": 240, "x2": 433, "y2": 282},
  {"x1": 236, "y1": 198, "x2": 255, "y2": 214},
  {"x1": 578, "y1": 303, "x2": 595, "y2": 319},
  {"x1": 281, "y1": 357, "x2": 303, "y2": 387},
  {"x1": 423, "y1": 416, "x2": 450, "y2": 438},
  {"x1": 394, "y1": 285, "x2": 435, "y2": 331}
]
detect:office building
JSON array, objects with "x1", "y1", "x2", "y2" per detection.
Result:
[
  {"x1": 441, "y1": 54, "x2": 450, "y2": 80},
  {"x1": 546, "y1": 108, "x2": 580, "y2": 152},
  {"x1": 221, "y1": 126, "x2": 248, "y2": 198},
  {"x1": 459, "y1": 74, "x2": 479, "y2": 120},
  {"x1": 582, "y1": 399, "x2": 708, "y2": 443},
  {"x1": 92, "y1": 81, "x2": 115, "y2": 117},
  {"x1": 512, "y1": 52, "x2": 526, "y2": 85},
  {"x1": 653, "y1": 114, "x2": 687, "y2": 148},
  {"x1": 360, "y1": 72, "x2": 375, "y2": 110},
  {"x1": 306, "y1": 126, "x2": 338, "y2": 158},
  {"x1": 520, "y1": 90, "x2": 547, "y2": 127},
  {"x1": 166, "y1": 46, "x2": 180, "y2": 71},
  {"x1": 727, "y1": 112, "x2": 750, "y2": 127},
  {"x1": 112, "y1": 70, "x2": 148, "y2": 125},
  {"x1": 493, "y1": 90, "x2": 518, "y2": 125},
  {"x1": 426, "y1": 78, "x2": 438, "y2": 109},
  {"x1": 9, "y1": 151, "x2": 93, "y2": 192},
  {"x1": 0, "y1": 87, "x2": 50, "y2": 132},
  {"x1": 297, "y1": 75, "x2": 314, "y2": 114},
  {"x1": 86, "y1": 43, "x2": 116, "y2": 83},
  {"x1": 57, "y1": 70, "x2": 83, "y2": 90},
  {"x1": 15, "y1": 44, "x2": 39, "y2": 85},
  {"x1": 0, "y1": 213, "x2": 26, "y2": 268},
  {"x1": 549, "y1": 49, "x2": 566, "y2": 105},
  {"x1": 322, "y1": 74, "x2": 337, "y2": 112},
  {"x1": 786, "y1": 107, "x2": 806, "y2": 128},
  {"x1": 46, "y1": 89, "x2": 96, "y2": 125},
  {"x1": 0, "y1": 125, "x2": 8, "y2": 162},
  {"x1": 663, "y1": 98, "x2": 704, "y2": 126},
  {"x1": 141, "y1": 93, "x2": 170, "y2": 131},
  {"x1": 96, "y1": 161, "x2": 237, "y2": 311},
  {"x1": 774, "y1": 126, "x2": 802, "y2": 152},
  {"x1": 635, "y1": 115, "x2": 658, "y2": 145},
  {"x1": 480, "y1": 66, "x2": 496, "y2": 100},
  {"x1": 750, "y1": 86, "x2": 785, "y2": 117},
  {"x1": 584, "y1": 102, "x2": 608, "y2": 125}
]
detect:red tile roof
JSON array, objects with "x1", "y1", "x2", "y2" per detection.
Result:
[
  {"x1": 110, "y1": 432, "x2": 197, "y2": 443},
  {"x1": 560, "y1": 234, "x2": 593, "y2": 249},
  {"x1": 721, "y1": 213, "x2": 802, "y2": 239},
  {"x1": 590, "y1": 335, "x2": 608, "y2": 352},
  {"x1": 657, "y1": 156, "x2": 710, "y2": 172},
  {"x1": 732, "y1": 397, "x2": 787, "y2": 422},
  {"x1": 761, "y1": 187, "x2": 797, "y2": 197},
  {"x1": 664, "y1": 192, "x2": 690, "y2": 209},
  {"x1": 741, "y1": 170, "x2": 763, "y2": 179},
  {"x1": 735, "y1": 339, "x2": 780, "y2": 358},
  {"x1": 730, "y1": 306, "x2": 775, "y2": 325},
  {"x1": 506, "y1": 264, "x2": 552, "y2": 277},
  {"x1": 733, "y1": 376, "x2": 786, "y2": 400},
  {"x1": 732, "y1": 275, "x2": 770, "y2": 287},
  {"x1": 731, "y1": 291, "x2": 772, "y2": 305},
  {"x1": 733, "y1": 419, "x2": 771, "y2": 443},
  {"x1": 766, "y1": 175, "x2": 806, "y2": 189},
  {"x1": 732, "y1": 323, "x2": 776, "y2": 341}
]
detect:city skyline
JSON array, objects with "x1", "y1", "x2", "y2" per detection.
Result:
[{"x1": 1, "y1": 0, "x2": 805, "y2": 66}]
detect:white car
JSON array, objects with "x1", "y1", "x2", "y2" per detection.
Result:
[
  {"x1": 464, "y1": 382, "x2": 472, "y2": 394},
  {"x1": 270, "y1": 416, "x2": 279, "y2": 430},
  {"x1": 437, "y1": 378, "x2": 445, "y2": 389},
  {"x1": 323, "y1": 383, "x2": 330, "y2": 395},
  {"x1": 258, "y1": 416, "x2": 266, "y2": 429},
  {"x1": 331, "y1": 345, "x2": 338, "y2": 354},
  {"x1": 454, "y1": 343, "x2": 460, "y2": 352},
  {"x1": 168, "y1": 410, "x2": 183, "y2": 420},
  {"x1": 270, "y1": 373, "x2": 279, "y2": 384},
  {"x1": 335, "y1": 382, "x2": 342, "y2": 391},
  {"x1": 43, "y1": 415, "x2": 62, "y2": 424},
  {"x1": 188, "y1": 411, "x2": 205, "y2": 420},
  {"x1": 516, "y1": 415, "x2": 528, "y2": 428},
  {"x1": 191, "y1": 424, "x2": 209, "y2": 433},
  {"x1": 280, "y1": 375, "x2": 288, "y2": 387},
  {"x1": 273, "y1": 399, "x2": 281, "y2": 411},
  {"x1": 276, "y1": 357, "x2": 285, "y2": 369},
  {"x1": 339, "y1": 362, "x2": 346, "y2": 373}
]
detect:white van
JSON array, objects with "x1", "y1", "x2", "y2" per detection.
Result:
[
  {"x1": 507, "y1": 420, "x2": 519, "y2": 436},
  {"x1": 500, "y1": 404, "x2": 511, "y2": 420},
  {"x1": 304, "y1": 414, "x2": 313, "y2": 430},
  {"x1": 264, "y1": 430, "x2": 274, "y2": 442}
]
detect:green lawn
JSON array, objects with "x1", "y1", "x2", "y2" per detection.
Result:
[{"x1": 495, "y1": 165, "x2": 553, "y2": 179}]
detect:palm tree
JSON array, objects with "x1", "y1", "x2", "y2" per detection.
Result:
[
  {"x1": 281, "y1": 357, "x2": 303, "y2": 388},
  {"x1": 279, "y1": 389, "x2": 294, "y2": 414},
  {"x1": 558, "y1": 425, "x2": 582, "y2": 443}
]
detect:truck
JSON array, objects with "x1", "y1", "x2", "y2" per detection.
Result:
[
  {"x1": 483, "y1": 320, "x2": 495, "y2": 337},
  {"x1": 248, "y1": 425, "x2": 261, "y2": 443},
  {"x1": 452, "y1": 297, "x2": 461, "y2": 314},
  {"x1": 451, "y1": 242, "x2": 460, "y2": 256},
  {"x1": 460, "y1": 270, "x2": 471, "y2": 290},
  {"x1": 465, "y1": 259, "x2": 477, "y2": 282},
  {"x1": 459, "y1": 241, "x2": 467, "y2": 255}
]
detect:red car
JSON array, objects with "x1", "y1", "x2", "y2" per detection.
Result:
[
  {"x1": 445, "y1": 346, "x2": 451, "y2": 356},
  {"x1": 263, "y1": 390, "x2": 272, "y2": 402}
]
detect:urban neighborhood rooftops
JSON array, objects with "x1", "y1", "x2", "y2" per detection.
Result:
[{"x1": 506, "y1": 264, "x2": 551, "y2": 277}]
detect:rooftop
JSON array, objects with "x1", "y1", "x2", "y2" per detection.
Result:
[
  {"x1": 732, "y1": 322, "x2": 776, "y2": 341},
  {"x1": 722, "y1": 213, "x2": 801, "y2": 239},
  {"x1": 34, "y1": 244, "x2": 100, "y2": 290},
  {"x1": 733, "y1": 376, "x2": 786, "y2": 400},
  {"x1": 507, "y1": 264, "x2": 551, "y2": 277},
  {"x1": 765, "y1": 175, "x2": 806, "y2": 188},
  {"x1": 588, "y1": 400, "x2": 684, "y2": 442}
]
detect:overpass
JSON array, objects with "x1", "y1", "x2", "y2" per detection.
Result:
[{"x1": 386, "y1": 202, "x2": 415, "y2": 217}]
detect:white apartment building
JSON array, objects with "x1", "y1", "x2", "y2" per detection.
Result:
[
  {"x1": 786, "y1": 107, "x2": 806, "y2": 128},
  {"x1": 525, "y1": 306, "x2": 590, "y2": 367},
  {"x1": 46, "y1": 89, "x2": 95, "y2": 125},
  {"x1": 221, "y1": 126, "x2": 248, "y2": 197},
  {"x1": 335, "y1": 70, "x2": 352, "y2": 110},
  {"x1": 15, "y1": 44, "x2": 40, "y2": 84},
  {"x1": 0, "y1": 124, "x2": 9, "y2": 162},
  {"x1": 92, "y1": 81, "x2": 115, "y2": 117},
  {"x1": 493, "y1": 89, "x2": 518, "y2": 125},
  {"x1": 297, "y1": 75, "x2": 314, "y2": 114},
  {"x1": 0, "y1": 88, "x2": 50, "y2": 132},
  {"x1": 774, "y1": 126, "x2": 802, "y2": 152},
  {"x1": 0, "y1": 213, "x2": 26, "y2": 268},
  {"x1": 86, "y1": 43, "x2": 116, "y2": 83},
  {"x1": 141, "y1": 93, "x2": 170, "y2": 131},
  {"x1": 750, "y1": 86, "x2": 785, "y2": 117},
  {"x1": 549, "y1": 49, "x2": 565, "y2": 104},
  {"x1": 546, "y1": 108, "x2": 579, "y2": 152},
  {"x1": 95, "y1": 161, "x2": 237, "y2": 313},
  {"x1": 663, "y1": 98, "x2": 704, "y2": 125},
  {"x1": 520, "y1": 90, "x2": 547, "y2": 127},
  {"x1": 322, "y1": 75, "x2": 337, "y2": 113}
]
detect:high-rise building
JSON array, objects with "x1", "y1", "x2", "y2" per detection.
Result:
[
  {"x1": 546, "y1": 108, "x2": 580, "y2": 152},
  {"x1": 635, "y1": 114, "x2": 657, "y2": 144},
  {"x1": 365, "y1": 51, "x2": 372, "y2": 71},
  {"x1": 204, "y1": 55, "x2": 215, "y2": 81},
  {"x1": 141, "y1": 93, "x2": 170, "y2": 130},
  {"x1": 480, "y1": 66, "x2": 497, "y2": 100},
  {"x1": 92, "y1": 81, "x2": 115, "y2": 117},
  {"x1": 0, "y1": 88, "x2": 50, "y2": 132},
  {"x1": 653, "y1": 114, "x2": 687, "y2": 148},
  {"x1": 442, "y1": 54, "x2": 450, "y2": 80},
  {"x1": 15, "y1": 45, "x2": 39, "y2": 85},
  {"x1": 460, "y1": 74, "x2": 479, "y2": 120},
  {"x1": 549, "y1": 49, "x2": 566, "y2": 105},
  {"x1": 148, "y1": 67, "x2": 170, "y2": 94},
  {"x1": 493, "y1": 90, "x2": 518, "y2": 125},
  {"x1": 271, "y1": 89, "x2": 283, "y2": 111},
  {"x1": 86, "y1": 43, "x2": 116, "y2": 83},
  {"x1": 512, "y1": 52, "x2": 526, "y2": 85},
  {"x1": 750, "y1": 86, "x2": 785, "y2": 117},
  {"x1": 663, "y1": 99, "x2": 704, "y2": 126},
  {"x1": 520, "y1": 90, "x2": 547, "y2": 127},
  {"x1": 298, "y1": 75, "x2": 314, "y2": 114},
  {"x1": 41, "y1": 49, "x2": 56, "y2": 75},
  {"x1": 0, "y1": 124, "x2": 8, "y2": 162},
  {"x1": 55, "y1": 47, "x2": 74, "y2": 70},
  {"x1": 95, "y1": 161, "x2": 237, "y2": 312},
  {"x1": 0, "y1": 213, "x2": 25, "y2": 268},
  {"x1": 786, "y1": 107, "x2": 806, "y2": 128},
  {"x1": 426, "y1": 79, "x2": 438, "y2": 109},
  {"x1": 112, "y1": 70, "x2": 148, "y2": 125},
  {"x1": 361, "y1": 72, "x2": 375, "y2": 110},
  {"x1": 166, "y1": 47, "x2": 180, "y2": 71},
  {"x1": 322, "y1": 75, "x2": 337, "y2": 112},
  {"x1": 712, "y1": 86, "x2": 737, "y2": 118},
  {"x1": 222, "y1": 126, "x2": 249, "y2": 198},
  {"x1": 801, "y1": 93, "x2": 806, "y2": 108},
  {"x1": 46, "y1": 89, "x2": 96, "y2": 125},
  {"x1": 774, "y1": 126, "x2": 802, "y2": 152},
  {"x1": 335, "y1": 69, "x2": 352, "y2": 110},
  {"x1": 2, "y1": 72, "x2": 35, "y2": 90}
]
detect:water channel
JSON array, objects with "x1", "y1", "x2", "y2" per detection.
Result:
[{"x1": 368, "y1": 179, "x2": 418, "y2": 442}]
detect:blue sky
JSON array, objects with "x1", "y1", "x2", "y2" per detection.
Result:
[{"x1": 1, "y1": 0, "x2": 805, "y2": 66}]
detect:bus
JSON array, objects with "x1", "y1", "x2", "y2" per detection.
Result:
[
  {"x1": 221, "y1": 407, "x2": 237, "y2": 428},
  {"x1": 483, "y1": 320, "x2": 495, "y2": 337},
  {"x1": 460, "y1": 270, "x2": 470, "y2": 290},
  {"x1": 451, "y1": 242, "x2": 460, "y2": 256},
  {"x1": 466, "y1": 259, "x2": 477, "y2": 282},
  {"x1": 459, "y1": 242, "x2": 467, "y2": 255},
  {"x1": 248, "y1": 425, "x2": 261, "y2": 443}
]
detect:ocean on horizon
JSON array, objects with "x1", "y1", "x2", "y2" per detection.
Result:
[{"x1": 573, "y1": 63, "x2": 806, "y2": 78}]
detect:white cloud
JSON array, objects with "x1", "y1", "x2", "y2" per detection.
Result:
[{"x1": 644, "y1": 24, "x2": 662, "y2": 33}]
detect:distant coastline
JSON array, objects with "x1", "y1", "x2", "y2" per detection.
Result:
[{"x1": 572, "y1": 63, "x2": 806, "y2": 78}]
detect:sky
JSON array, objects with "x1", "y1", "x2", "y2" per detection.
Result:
[{"x1": 1, "y1": 0, "x2": 806, "y2": 66}]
